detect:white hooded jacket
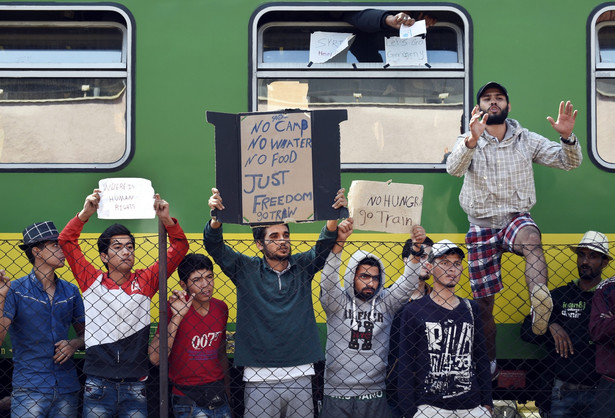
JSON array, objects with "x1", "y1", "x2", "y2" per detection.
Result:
[{"x1": 320, "y1": 249, "x2": 420, "y2": 397}]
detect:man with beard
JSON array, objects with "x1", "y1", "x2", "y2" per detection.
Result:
[
  {"x1": 398, "y1": 240, "x2": 492, "y2": 417},
  {"x1": 318, "y1": 219, "x2": 424, "y2": 417},
  {"x1": 204, "y1": 187, "x2": 347, "y2": 418},
  {"x1": 446, "y1": 82, "x2": 583, "y2": 378},
  {"x1": 521, "y1": 231, "x2": 609, "y2": 417}
]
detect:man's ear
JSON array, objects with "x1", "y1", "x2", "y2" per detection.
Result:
[
  {"x1": 32, "y1": 246, "x2": 42, "y2": 260},
  {"x1": 100, "y1": 252, "x2": 109, "y2": 264},
  {"x1": 255, "y1": 240, "x2": 264, "y2": 251},
  {"x1": 179, "y1": 280, "x2": 188, "y2": 291}
]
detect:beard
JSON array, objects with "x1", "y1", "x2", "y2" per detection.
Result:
[
  {"x1": 578, "y1": 265, "x2": 599, "y2": 282},
  {"x1": 485, "y1": 106, "x2": 509, "y2": 125},
  {"x1": 262, "y1": 246, "x2": 291, "y2": 262},
  {"x1": 355, "y1": 287, "x2": 376, "y2": 301}
]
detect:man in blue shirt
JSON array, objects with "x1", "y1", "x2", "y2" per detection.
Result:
[{"x1": 0, "y1": 221, "x2": 85, "y2": 417}]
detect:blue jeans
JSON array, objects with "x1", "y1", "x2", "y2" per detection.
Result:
[
  {"x1": 83, "y1": 376, "x2": 147, "y2": 418},
  {"x1": 11, "y1": 388, "x2": 78, "y2": 418},
  {"x1": 172, "y1": 394, "x2": 232, "y2": 418},
  {"x1": 550, "y1": 378, "x2": 597, "y2": 418},
  {"x1": 591, "y1": 377, "x2": 615, "y2": 418}
]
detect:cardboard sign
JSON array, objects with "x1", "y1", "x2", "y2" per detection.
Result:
[
  {"x1": 240, "y1": 112, "x2": 314, "y2": 224},
  {"x1": 206, "y1": 109, "x2": 348, "y2": 225},
  {"x1": 97, "y1": 178, "x2": 155, "y2": 219},
  {"x1": 348, "y1": 180, "x2": 423, "y2": 233},
  {"x1": 384, "y1": 36, "x2": 427, "y2": 67},
  {"x1": 309, "y1": 31, "x2": 355, "y2": 64}
]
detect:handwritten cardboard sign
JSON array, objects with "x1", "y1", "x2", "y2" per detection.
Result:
[
  {"x1": 309, "y1": 31, "x2": 355, "y2": 64},
  {"x1": 384, "y1": 36, "x2": 427, "y2": 67},
  {"x1": 239, "y1": 112, "x2": 314, "y2": 224},
  {"x1": 348, "y1": 180, "x2": 423, "y2": 233},
  {"x1": 97, "y1": 178, "x2": 155, "y2": 219}
]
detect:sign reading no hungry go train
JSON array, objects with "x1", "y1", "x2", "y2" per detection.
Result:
[{"x1": 206, "y1": 109, "x2": 348, "y2": 225}]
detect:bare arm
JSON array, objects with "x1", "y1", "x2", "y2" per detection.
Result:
[
  {"x1": 0, "y1": 271, "x2": 11, "y2": 344},
  {"x1": 149, "y1": 290, "x2": 193, "y2": 365}
]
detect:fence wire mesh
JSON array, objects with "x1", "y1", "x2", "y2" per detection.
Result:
[{"x1": 0, "y1": 234, "x2": 613, "y2": 418}]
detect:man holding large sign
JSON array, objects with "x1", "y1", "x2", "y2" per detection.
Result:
[{"x1": 205, "y1": 187, "x2": 346, "y2": 418}]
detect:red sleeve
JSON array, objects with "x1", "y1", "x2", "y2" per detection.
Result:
[
  {"x1": 135, "y1": 218, "x2": 189, "y2": 298},
  {"x1": 58, "y1": 215, "x2": 103, "y2": 292}
]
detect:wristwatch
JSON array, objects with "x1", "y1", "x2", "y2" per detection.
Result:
[{"x1": 560, "y1": 134, "x2": 576, "y2": 145}]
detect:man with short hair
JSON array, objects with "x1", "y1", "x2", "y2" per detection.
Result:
[
  {"x1": 0, "y1": 221, "x2": 85, "y2": 417},
  {"x1": 205, "y1": 187, "x2": 346, "y2": 418},
  {"x1": 388, "y1": 234, "x2": 434, "y2": 417},
  {"x1": 318, "y1": 219, "x2": 424, "y2": 417},
  {"x1": 149, "y1": 253, "x2": 232, "y2": 417},
  {"x1": 398, "y1": 240, "x2": 492, "y2": 417},
  {"x1": 446, "y1": 81, "x2": 583, "y2": 375},
  {"x1": 522, "y1": 231, "x2": 609, "y2": 417},
  {"x1": 59, "y1": 189, "x2": 189, "y2": 417}
]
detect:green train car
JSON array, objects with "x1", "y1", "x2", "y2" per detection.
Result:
[{"x1": 1, "y1": 0, "x2": 615, "y2": 411}]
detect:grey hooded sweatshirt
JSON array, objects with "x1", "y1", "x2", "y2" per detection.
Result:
[{"x1": 320, "y1": 249, "x2": 420, "y2": 397}]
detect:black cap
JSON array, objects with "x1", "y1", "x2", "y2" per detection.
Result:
[
  {"x1": 476, "y1": 81, "x2": 509, "y2": 104},
  {"x1": 19, "y1": 221, "x2": 59, "y2": 250}
]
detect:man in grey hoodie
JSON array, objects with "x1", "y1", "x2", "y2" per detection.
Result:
[{"x1": 319, "y1": 218, "x2": 424, "y2": 417}]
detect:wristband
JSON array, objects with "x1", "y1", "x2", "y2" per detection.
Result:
[
  {"x1": 410, "y1": 245, "x2": 425, "y2": 257},
  {"x1": 560, "y1": 134, "x2": 576, "y2": 145}
]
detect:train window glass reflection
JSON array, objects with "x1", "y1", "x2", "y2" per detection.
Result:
[
  {"x1": 591, "y1": 8, "x2": 615, "y2": 170},
  {"x1": 251, "y1": 6, "x2": 471, "y2": 171},
  {"x1": 0, "y1": 5, "x2": 133, "y2": 171}
]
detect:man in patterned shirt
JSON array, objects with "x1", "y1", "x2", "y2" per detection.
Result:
[{"x1": 446, "y1": 81, "x2": 583, "y2": 376}]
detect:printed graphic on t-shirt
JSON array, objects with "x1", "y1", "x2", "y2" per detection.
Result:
[
  {"x1": 424, "y1": 319, "x2": 473, "y2": 398},
  {"x1": 561, "y1": 301, "x2": 586, "y2": 319},
  {"x1": 189, "y1": 331, "x2": 223, "y2": 361},
  {"x1": 345, "y1": 308, "x2": 384, "y2": 351}
]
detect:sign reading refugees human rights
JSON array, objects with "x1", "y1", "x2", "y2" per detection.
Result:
[
  {"x1": 97, "y1": 177, "x2": 156, "y2": 219},
  {"x1": 206, "y1": 109, "x2": 348, "y2": 225},
  {"x1": 348, "y1": 180, "x2": 423, "y2": 233},
  {"x1": 239, "y1": 112, "x2": 314, "y2": 224}
]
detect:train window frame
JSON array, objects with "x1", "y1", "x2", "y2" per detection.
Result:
[
  {"x1": 0, "y1": 3, "x2": 134, "y2": 172},
  {"x1": 249, "y1": 4, "x2": 472, "y2": 172},
  {"x1": 589, "y1": 5, "x2": 615, "y2": 171}
]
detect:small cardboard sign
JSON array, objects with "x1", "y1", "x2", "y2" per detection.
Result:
[
  {"x1": 348, "y1": 180, "x2": 423, "y2": 233},
  {"x1": 97, "y1": 178, "x2": 155, "y2": 219},
  {"x1": 309, "y1": 31, "x2": 355, "y2": 64},
  {"x1": 385, "y1": 36, "x2": 427, "y2": 67}
]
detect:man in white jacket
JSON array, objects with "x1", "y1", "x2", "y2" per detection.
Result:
[{"x1": 319, "y1": 218, "x2": 424, "y2": 417}]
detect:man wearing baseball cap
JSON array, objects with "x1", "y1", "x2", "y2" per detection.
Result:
[
  {"x1": 398, "y1": 240, "x2": 492, "y2": 417},
  {"x1": 446, "y1": 81, "x2": 583, "y2": 376},
  {"x1": 522, "y1": 231, "x2": 610, "y2": 417},
  {"x1": 0, "y1": 221, "x2": 85, "y2": 417}
]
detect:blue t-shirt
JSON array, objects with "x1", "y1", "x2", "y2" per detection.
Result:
[{"x1": 3, "y1": 271, "x2": 85, "y2": 393}]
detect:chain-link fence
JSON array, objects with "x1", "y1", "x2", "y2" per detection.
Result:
[{"x1": 0, "y1": 233, "x2": 613, "y2": 417}]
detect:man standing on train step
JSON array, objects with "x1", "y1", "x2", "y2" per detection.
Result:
[{"x1": 446, "y1": 81, "x2": 583, "y2": 377}]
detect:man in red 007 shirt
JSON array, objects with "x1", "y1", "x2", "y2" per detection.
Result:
[
  {"x1": 59, "y1": 189, "x2": 189, "y2": 417},
  {"x1": 149, "y1": 253, "x2": 232, "y2": 417}
]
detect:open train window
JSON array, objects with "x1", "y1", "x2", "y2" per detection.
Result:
[
  {"x1": 250, "y1": 5, "x2": 471, "y2": 171},
  {"x1": 0, "y1": 4, "x2": 134, "y2": 171},
  {"x1": 590, "y1": 7, "x2": 615, "y2": 171}
]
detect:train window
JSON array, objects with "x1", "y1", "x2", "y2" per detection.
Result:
[
  {"x1": 0, "y1": 5, "x2": 133, "y2": 171},
  {"x1": 591, "y1": 8, "x2": 615, "y2": 170},
  {"x1": 250, "y1": 5, "x2": 471, "y2": 171}
]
